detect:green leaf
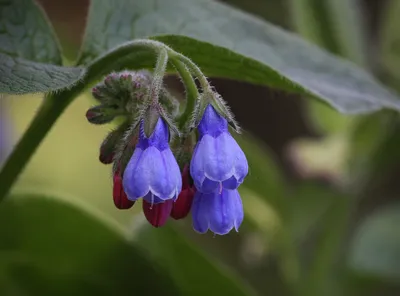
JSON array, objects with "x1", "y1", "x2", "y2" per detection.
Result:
[
  {"x1": 134, "y1": 223, "x2": 256, "y2": 296},
  {"x1": 290, "y1": 0, "x2": 367, "y2": 67},
  {"x1": 78, "y1": 0, "x2": 400, "y2": 114},
  {"x1": 0, "y1": 0, "x2": 85, "y2": 94},
  {"x1": 348, "y1": 203, "x2": 400, "y2": 280},
  {"x1": 0, "y1": 194, "x2": 179, "y2": 295},
  {"x1": 0, "y1": 53, "x2": 84, "y2": 94},
  {"x1": 0, "y1": 0, "x2": 61, "y2": 64}
]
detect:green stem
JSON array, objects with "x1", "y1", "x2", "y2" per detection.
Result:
[
  {"x1": 169, "y1": 58, "x2": 199, "y2": 130},
  {"x1": 0, "y1": 91, "x2": 78, "y2": 201},
  {"x1": 168, "y1": 51, "x2": 211, "y2": 92},
  {"x1": 150, "y1": 48, "x2": 169, "y2": 104}
]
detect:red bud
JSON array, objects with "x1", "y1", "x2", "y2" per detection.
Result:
[
  {"x1": 171, "y1": 165, "x2": 195, "y2": 220},
  {"x1": 113, "y1": 171, "x2": 135, "y2": 210},
  {"x1": 170, "y1": 188, "x2": 195, "y2": 220},
  {"x1": 142, "y1": 200, "x2": 173, "y2": 227}
]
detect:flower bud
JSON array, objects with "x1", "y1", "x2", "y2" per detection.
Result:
[
  {"x1": 92, "y1": 71, "x2": 152, "y2": 110},
  {"x1": 171, "y1": 165, "x2": 195, "y2": 220},
  {"x1": 112, "y1": 124, "x2": 139, "y2": 176},
  {"x1": 99, "y1": 122, "x2": 129, "y2": 165},
  {"x1": 113, "y1": 170, "x2": 135, "y2": 210},
  {"x1": 85, "y1": 105, "x2": 118, "y2": 125},
  {"x1": 142, "y1": 199, "x2": 173, "y2": 227}
]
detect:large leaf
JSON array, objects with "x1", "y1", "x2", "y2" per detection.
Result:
[
  {"x1": 134, "y1": 222, "x2": 256, "y2": 296},
  {"x1": 0, "y1": 194, "x2": 179, "y2": 295},
  {"x1": 290, "y1": 0, "x2": 367, "y2": 66},
  {"x1": 0, "y1": 0, "x2": 61, "y2": 64},
  {"x1": 348, "y1": 203, "x2": 400, "y2": 280},
  {"x1": 0, "y1": 53, "x2": 84, "y2": 94},
  {"x1": 0, "y1": 0, "x2": 85, "y2": 94},
  {"x1": 78, "y1": 0, "x2": 400, "y2": 114}
]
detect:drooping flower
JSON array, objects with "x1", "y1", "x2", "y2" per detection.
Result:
[
  {"x1": 192, "y1": 188, "x2": 244, "y2": 235},
  {"x1": 123, "y1": 117, "x2": 182, "y2": 204},
  {"x1": 190, "y1": 104, "x2": 248, "y2": 193},
  {"x1": 143, "y1": 199, "x2": 173, "y2": 227},
  {"x1": 113, "y1": 170, "x2": 135, "y2": 210},
  {"x1": 171, "y1": 165, "x2": 196, "y2": 220}
]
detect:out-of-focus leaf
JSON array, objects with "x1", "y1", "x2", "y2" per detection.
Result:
[
  {"x1": 234, "y1": 132, "x2": 285, "y2": 213},
  {"x1": 344, "y1": 270, "x2": 400, "y2": 296},
  {"x1": 346, "y1": 111, "x2": 400, "y2": 191},
  {"x1": 78, "y1": 0, "x2": 400, "y2": 115},
  {"x1": 290, "y1": 0, "x2": 365, "y2": 135},
  {"x1": 381, "y1": 0, "x2": 400, "y2": 88},
  {"x1": 0, "y1": 195, "x2": 179, "y2": 295},
  {"x1": 290, "y1": 0, "x2": 367, "y2": 66},
  {"x1": 287, "y1": 182, "x2": 340, "y2": 243},
  {"x1": 348, "y1": 203, "x2": 400, "y2": 280},
  {"x1": 221, "y1": 0, "x2": 289, "y2": 28},
  {"x1": 134, "y1": 223, "x2": 256, "y2": 296},
  {"x1": 298, "y1": 188, "x2": 350, "y2": 296},
  {"x1": 306, "y1": 99, "x2": 354, "y2": 135}
]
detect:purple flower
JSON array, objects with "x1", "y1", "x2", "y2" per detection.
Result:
[
  {"x1": 190, "y1": 104, "x2": 248, "y2": 193},
  {"x1": 192, "y1": 188, "x2": 244, "y2": 235},
  {"x1": 123, "y1": 118, "x2": 182, "y2": 204}
]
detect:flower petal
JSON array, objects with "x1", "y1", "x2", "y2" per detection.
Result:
[
  {"x1": 190, "y1": 142, "x2": 205, "y2": 188},
  {"x1": 156, "y1": 148, "x2": 182, "y2": 200},
  {"x1": 192, "y1": 191, "x2": 210, "y2": 233},
  {"x1": 143, "y1": 192, "x2": 165, "y2": 204},
  {"x1": 200, "y1": 178, "x2": 220, "y2": 193},
  {"x1": 208, "y1": 189, "x2": 236, "y2": 235},
  {"x1": 203, "y1": 133, "x2": 237, "y2": 182},
  {"x1": 233, "y1": 190, "x2": 244, "y2": 232},
  {"x1": 148, "y1": 148, "x2": 173, "y2": 200},
  {"x1": 198, "y1": 104, "x2": 228, "y2": 137},
  {"x1": 123, "y1": 147, "x2": 148, "y2": 200},
  {"x1": 148, "y1": 117, "x2": 169, "y2": 150},
  {"x1": 222, "y1": 176, "x2": 240, "y2": 190},
  {"x1": 231, "y1": 139, "x2": 249, "y2": 184}
]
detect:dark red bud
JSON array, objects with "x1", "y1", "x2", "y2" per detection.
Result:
[
  {"x1": 171, "y1": 165, "x2": 195, "y2": 220},
  {"x1": 85, "y1": 105, "x2": 116, "y2": 125},
  {"x1": 142, "y1": 199, "x2": 173, "y2": 227},
  {"x1": 113, "y1": 171, "x2": 135, "y2": 210},
  {"x1": 170, "y1": 188, "x2": 195, "y2": 220},
  {"x1": 181, "y1": 165, "x2": 192, "y2": 189},
  {"x1": 99, "y1": 148, "x2": 114, "y2": 165}
]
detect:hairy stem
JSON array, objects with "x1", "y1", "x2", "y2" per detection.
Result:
[
  {"x1": 169, "y1": 58, "x2": 199, "y2": 131},
  {"x1": 168, "y1": 51, "x2": 211, "y2": 92},
  {"x1": 150, "y1": 48, "x2": 169, "y2": 104}
]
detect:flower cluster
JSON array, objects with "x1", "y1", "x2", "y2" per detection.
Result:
[{"x1": 86, "y1": 68, "x2": 248, "y2": 235}]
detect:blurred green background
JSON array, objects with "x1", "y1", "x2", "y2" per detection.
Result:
[{"x1": 2, "y1": 0, "x2": 400, "y2": 295}]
